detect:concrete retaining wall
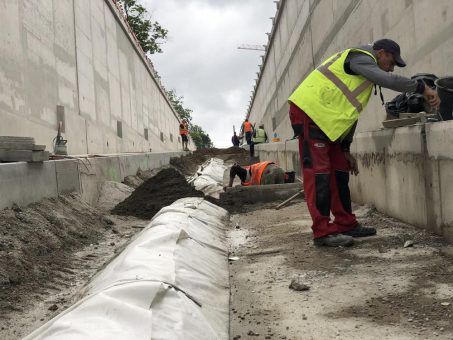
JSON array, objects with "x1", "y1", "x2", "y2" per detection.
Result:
[
  {"x1": 254, "y1": 121, "x2": 453, "y2": 241},
  {"x1": 254, "y1": 140, "x2": 300, "y2": 176},
  {"x1": 248, "y1": 0, "x2": 453, "y2": 140},
  {"x1": 248, "y1": 0, "x2": 453, "y2": 241},
  {"x1": 0, "y1": 0, "x2": 183, "y2": 154},
  {"x1": 351, "y1": 120, "x2": 453, "y2": 242},
  {"x1": 79, "y1": 151, "x2": 185, "y2": 205},
  {"x1": 0, "y1": 151, "x2": 186, "y2": 210}
]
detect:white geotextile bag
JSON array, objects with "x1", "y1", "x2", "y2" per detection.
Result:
[
  {"x1": 25, "y1": 281, "x2": 218, "y2": 340},
  {"x1": 25, "y1": 198, "x2": 229, "y2": 340},
  {"x1": 190, "y1": 158, "x2": 226, "y2": 199}
]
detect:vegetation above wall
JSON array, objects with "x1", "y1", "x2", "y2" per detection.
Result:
[{"x1": 118, "y1": 0, "x2": 168, "y2": 55}]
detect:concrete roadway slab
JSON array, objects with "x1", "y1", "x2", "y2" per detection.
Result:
[{"x1": 228, "y1": 201, "x2": 453, "y2": 340}]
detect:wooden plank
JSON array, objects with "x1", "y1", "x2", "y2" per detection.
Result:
[{"x1": 382, "y1": 117, "x2": 420, "y2": 128}]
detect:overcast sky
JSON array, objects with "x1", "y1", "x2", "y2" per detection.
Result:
[{"x1": 143, "y1": 0, "x2": 277, "y2": 147}]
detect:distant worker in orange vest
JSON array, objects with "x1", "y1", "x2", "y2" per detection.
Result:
[
  {"x1": 243, "y1": 119, "x2": 253, "y2": 145},
  {"x1": 179, "y1": 119, "x2": 189, "y2": 151},
  {"x1": 227, "y1": 161, "x2": 289, "y2": 188}
]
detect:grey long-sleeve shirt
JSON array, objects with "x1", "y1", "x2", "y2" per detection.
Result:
[
  {"x1": 340, "y1": 45, "x2": 425, "y2": 149},
  {"x1": 345, "y1": 45, "x2": 425, "y2": 93}
]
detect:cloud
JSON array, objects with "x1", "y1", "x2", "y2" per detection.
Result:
[{"x1": 143, "y1": 0, "x2": 276, "y2": 147}]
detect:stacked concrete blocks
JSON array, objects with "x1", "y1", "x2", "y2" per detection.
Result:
[{"x1": 0, "y1": 136, "x2": 49, "y2": 162}]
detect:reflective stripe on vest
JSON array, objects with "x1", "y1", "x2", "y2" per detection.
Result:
[
  {"x1": 288, "y1": 48, "x2": 376, "y2": 141},
  {"x1": 317, "y1": 53, "x2": 372, "y2": 113},
  {"x1": 242, "y1": 161, "x2": 274, "y2": 186},
  {"x1": 243, "y1": 121, "x2": 252, "y2": 132},
  {"x1": 252, "y1": 128, "x2": 266, "y2": 143}
]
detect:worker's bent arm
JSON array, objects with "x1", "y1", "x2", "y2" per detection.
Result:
[{"x1": 348, "y1": 53, "x2": 425, "y2": 93}]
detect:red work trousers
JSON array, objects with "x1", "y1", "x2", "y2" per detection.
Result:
[{"x1": 291, "y1": 104, "x2": 358, "y2": 239}]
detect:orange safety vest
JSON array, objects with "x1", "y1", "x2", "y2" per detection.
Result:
[
  {"x1": 242, "y1": 161, "x2": 274, "y2": 186},
  {"x1": 243, "y1": 121, "x2": 252, "y2": 133},
  {"x1": 179, "y1": 123, "x2": 188, "y2": 136}
]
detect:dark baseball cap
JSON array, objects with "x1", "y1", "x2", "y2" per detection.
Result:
[{"x1": 373, "y1": 38, "x2": 406, "y2": 67}]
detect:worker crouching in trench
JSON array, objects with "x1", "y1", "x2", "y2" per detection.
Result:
[{"x1": 226, "y1": 161, "x2": 292, "y2": 188}]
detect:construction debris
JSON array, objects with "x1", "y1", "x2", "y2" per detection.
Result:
[
  {"x1": 382, "y1": 112, "x2": 439, "y2": 128},
  {"x1": 404, "y1": 240, "x2": 415, "y2": 248},
  {"x1": 0, "y1": 136, "x2": 48, "y2": 163},
  {"x1": 289, "y1": 275, "x2": 310, "y2": 291}
]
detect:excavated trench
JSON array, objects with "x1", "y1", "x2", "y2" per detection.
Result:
[
  {"x1": 5, "y1": 147, "x2": 451, "y2": 339},
  {"x1": 0, "y1": 148, "x2": 251, "y2": 339}
]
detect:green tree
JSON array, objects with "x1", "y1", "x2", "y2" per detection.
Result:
[
  {"x1": 119, "y1": 0, "x2": 168, "y2": 54},
  {"x1": 190, "y1": 124, "x2": 214, "y2": 149},
  {"x1": 166, "y1": 89, "x2": 193, "y2": 125}
]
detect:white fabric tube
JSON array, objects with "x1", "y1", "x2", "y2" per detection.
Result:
[
  {"x1": 25, "y1": 198, "x2": 230, "y2": 340},
  {"x1": 189, "y1": 158, "x2": 226, "y2": 199}
]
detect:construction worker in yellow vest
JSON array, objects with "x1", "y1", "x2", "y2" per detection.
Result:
[
  {"x1": 252, "y1": 124, "x2": 267, "y2": 144},
  {"x1": 288, "y1": 39, "x2": 440, "y2": 248},
  {"x1": 250, "y1": 124, "x2": 268, "y2": 157}
]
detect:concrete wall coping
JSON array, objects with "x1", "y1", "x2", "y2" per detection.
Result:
[
  {"x1": 254, "y1": 140, "x2": 299, "y2": 152},
  {"x1": 0, "y1": 151, "x2": 187, "y2": 210}
]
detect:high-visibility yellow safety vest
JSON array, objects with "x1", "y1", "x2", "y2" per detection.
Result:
[
  {"x1": 252, "y1": 128, "x2": 266, "y2": 143},
  {"x1": 288, "y1": 48, "x2": 377, "y2": 141}
]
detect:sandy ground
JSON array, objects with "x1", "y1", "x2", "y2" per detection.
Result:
[
  {"x1": 0, "y1": 189, "x2": 148, "y2": 340},
  {"x1": 229, "y1": 200, "x2": 453, "y2": 340},
  {"x1": 0, "y1": 210, "x2": 147, "y2": 340}
]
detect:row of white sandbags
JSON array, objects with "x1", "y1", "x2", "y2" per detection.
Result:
[
  {"x1": 25, "y1": 198, "x2": 230, "y2": 340},
  {"x1": 189, "y1": 158, "x2": 227, "y2": 199}
]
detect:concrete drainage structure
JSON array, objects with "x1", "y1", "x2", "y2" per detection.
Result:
[{"x1": 25, "y1": 198, "x2": 230, "y2": 340}]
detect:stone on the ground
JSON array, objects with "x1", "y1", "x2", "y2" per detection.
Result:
[
  {"x1": 404, "y1": 240, "x2": 414, "y2": 248},
  {"x1": 289, "y1": 275, "x2": 310, "y2": 291},
  {"x1": 354, "y1": 204, "x2": 375, "y2": 218}
]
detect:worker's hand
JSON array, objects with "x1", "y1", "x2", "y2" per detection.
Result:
[
  {"x1": 344, "y1": 152, "x2": 359, "y2": 176},
  {"x1": 424, "y1": 86, "x2": 441, "y2": 109}
]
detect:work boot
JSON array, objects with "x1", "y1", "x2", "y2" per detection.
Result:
[
  {"x1": 313, "y1": 234, "x2": 354, "y2": 247},
  {"x1": 341, "y1": 225, "x2": 376, "y2": 238}
]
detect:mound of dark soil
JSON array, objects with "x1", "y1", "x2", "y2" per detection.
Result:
[
  {"x1": 170, "y1": 152, "x2": 207, "y2": 176},
  {"x1": 111, "y1": 168, "x2": 203, "y2": 219},
  {"x1": 194, "y1": 146, "x2": 247, "y2": 156},
  {"x1": 170, "y1": 147, "x2": 249, "y2": 176}
]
